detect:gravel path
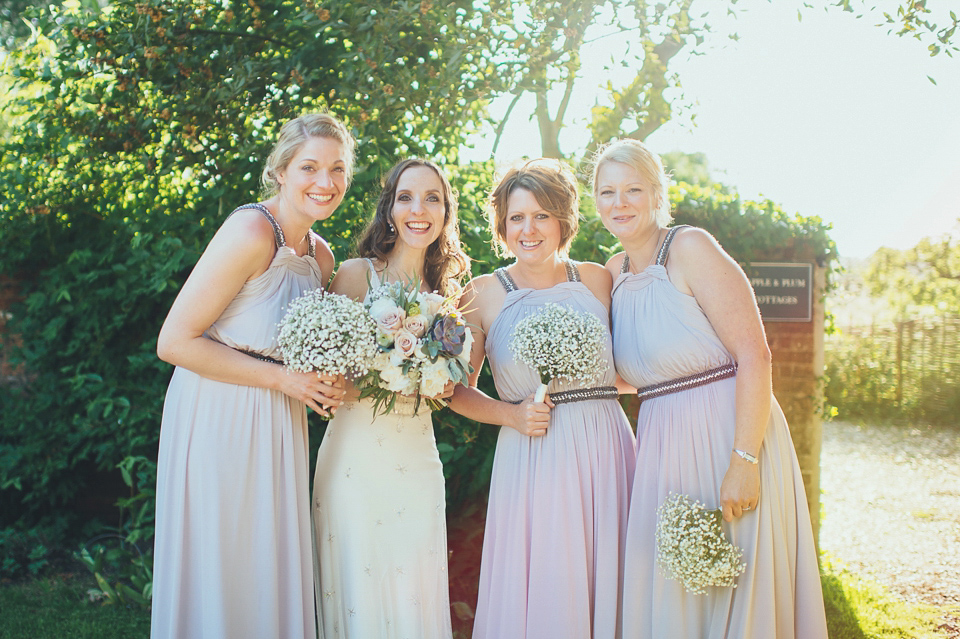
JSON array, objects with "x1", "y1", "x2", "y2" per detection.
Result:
[{"x1": 820, "y1": 420, "x2": 960, "y2": 635}]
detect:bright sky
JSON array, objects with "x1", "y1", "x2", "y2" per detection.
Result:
[{"x1": 463, "y1": 2, "x2": 960, "y2": 259}]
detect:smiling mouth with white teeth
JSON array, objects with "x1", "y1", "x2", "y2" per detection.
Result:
[
  {"x1": 519, "y1": 240, "x2": 543, "y2": 249},
  {"x1": 308, "y1": 194, "x2": 334, "y2": 204},
  {"x1": 406, "y1": 222, "x2": 432, "y2": 232}
]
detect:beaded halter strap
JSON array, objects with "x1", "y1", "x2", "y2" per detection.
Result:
[
  {"x1": 231, "y1": 202, "x2": 316, "y2": 258},
  {"x1": 495, "y1": 259, "x2": 581, "y2": 292},
  {"x1": 620, "y1": 224, "x2": 689, "y2": 274}
]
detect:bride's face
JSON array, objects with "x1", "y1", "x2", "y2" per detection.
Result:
[
  {"x1": 390, "y1": 166, "x2": 446, "y2": 251},
  {"x1": 503, "y1": 187, "x2": 562, "y2": 264}
]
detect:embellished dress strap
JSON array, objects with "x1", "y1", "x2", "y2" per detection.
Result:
[
  {"x1": 563, "y1": 259, "x2": 581, "y2": 282},
  {"x1": 655, "y1": 224, "x2": 690, "y2": 266},
  {"x1": 620, "y1": 254, "x2": 631, "y2": 274},
  {"x1": 494, "y1": 267, "x2": 518, "y2": 293},
  {"x1": 230, "y1": 202, "x2": 315, "y2": 257}
]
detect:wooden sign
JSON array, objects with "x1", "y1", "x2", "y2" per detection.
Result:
[{"x1": 742, "y1": 262, "x2": 813, "y2": 322}]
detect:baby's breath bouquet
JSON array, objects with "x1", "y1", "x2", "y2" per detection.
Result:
[
  {"x1": 355, "y1": 279, "x2": 473, "y2": 416},
  {"x1": 509, "y1": 302, "x2": 608, "y2": 402},
  {"x1": 277, "y1": 289, "x2": 378, "y2": 377},
  {"x1": 655, "y1": 493, "x2": 747, "y2": 595}
]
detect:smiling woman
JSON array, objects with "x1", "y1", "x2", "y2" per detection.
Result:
[{"x1": 150, "y1": 113, "x2": 355, "y2": 639}]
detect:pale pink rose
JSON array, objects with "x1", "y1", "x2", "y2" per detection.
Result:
[
  {"x1": 403, "y1": 314, "x2": 429, "y2": 338},
  {"x1": 370, "y1": 297, "x2": 405, "y2": 335},
  {"x1": 394, "y1": 329, "x2": 418, "y2": 358}
]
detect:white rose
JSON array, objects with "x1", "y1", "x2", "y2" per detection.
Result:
[
  {"x1": 394, "y1": 329, "x2": 418, "y2": 358},
  {"x1": 403, "y1": 314, "x2": 429, "y2": 338},
  {"x1": 419, "y1": 358, "x2": 451, "y2": 397},
  {"x1": 420, "y1": 292, "x2": 445, "y2": 318},
  {"x1": 369, "y1": 297, "x2": 405, "y2": 335}
]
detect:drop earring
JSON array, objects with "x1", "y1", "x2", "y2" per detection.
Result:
[{"x1": 388, "y1": 221, "x2": 396, "y2": 233}]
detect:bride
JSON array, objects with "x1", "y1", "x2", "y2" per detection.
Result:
[{"x1": 312, "y1": 158, "x2": 470, "y2": 638}]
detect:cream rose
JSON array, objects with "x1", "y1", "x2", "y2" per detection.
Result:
[
  {"x1": 394, "y1": 329, "x2": 418, "y2": 358},
  {"x1": 403, "y1": 314, "x2": 429, "y2": 338},
  {"x1": 369, "y1": 297, "x2": 405, "y2": 335}
]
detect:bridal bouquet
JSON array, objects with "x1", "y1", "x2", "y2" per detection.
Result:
[
  {"x1": 655, "y1": 493, "x2": 747, "y2": 595},
  {"x1": 355, "y1": 279, "x2": 473, "y2": 416},
  {"x1": 277, "y1": 289, "x2": 379, "y2": 377},
  {"x1": 509, "y1": 302, "x2": 608, "y2": 402}
]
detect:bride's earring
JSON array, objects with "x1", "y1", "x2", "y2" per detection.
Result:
[{"x1": 388, "y1": 220, "x2": 396, "y2": 233}]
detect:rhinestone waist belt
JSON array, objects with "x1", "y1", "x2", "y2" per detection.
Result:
[
  {"x1": 636, "y1": 363, "x2": 737, "y2": 403},
  {"x1": 510, "y1": 385, "x2": 619, "y2": 406}
]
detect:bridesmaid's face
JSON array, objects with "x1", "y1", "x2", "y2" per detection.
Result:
[
  {"x1": 276, "y1": 136, "x2": 349, "y2": 222},
  {"x1": 390, "y1": 165, "x2": 446, "y2": 251},
  {"x1": 595, "y1": 160, "x2": 655, "y2": 241},
  {"x1": 504, "y1": 187, "x2": 562, "y2": 263}
]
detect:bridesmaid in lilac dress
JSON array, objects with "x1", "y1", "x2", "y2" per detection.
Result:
[
  {"x1": 152, "y1": 114, "x2": 352, "y2": 639},
  {"x1": 449, "y1": 159, "x2": 636, "y2": 639},
  {"x1": 594, "y1": 139, "x2": 827, "y2": 639}
]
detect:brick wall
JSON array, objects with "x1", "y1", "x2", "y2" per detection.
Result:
[{"x1": 765, "y1": 265, "x2": 825, "y2": 546}]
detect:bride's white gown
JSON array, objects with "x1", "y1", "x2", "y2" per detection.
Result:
[{"x1": 312, "y1": 394, "x2": 452, "y2": 639}]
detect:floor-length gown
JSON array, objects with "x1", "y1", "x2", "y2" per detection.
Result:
[
  {"x1": 312, "y1": 259, "x2": 452, "y2": 639},
  {"x1": 151, "y1": 204, "x2": 320, "y2": 639},
  {"x1": 472, "y1": 261, "x2": 636, "y2": 639},
  {"x1": 612, "y1": 226, "x2": 828, "y2": 639}
]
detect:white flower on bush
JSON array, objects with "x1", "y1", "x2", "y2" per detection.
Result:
[
  {"x1": 369, "y1": 297, "x2": 405, "y2": 335},
  {"x1": 403, "y1": 314, "x2": 429, "y2": 338}
]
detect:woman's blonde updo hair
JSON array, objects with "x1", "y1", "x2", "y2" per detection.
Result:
[
  {"x1": 488, "y1": 158, "x2": 580, "y2": 257},
  {"x1": 591, "y1": 139, "x2": 672, "y2": 228},
  {"x1": 260, "y1": 113, "x2": 356, "y2": 197}
]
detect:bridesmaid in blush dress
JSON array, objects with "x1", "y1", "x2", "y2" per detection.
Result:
[
  {"x1": 593, "y1": 138, "x2": 827, "y2": 639},
  {"x1": 151, "y1": 114, "x2": 353, "y2": 639},
  {"x1": 449, "y1": 159, "x2": 636, "y2": 639}
]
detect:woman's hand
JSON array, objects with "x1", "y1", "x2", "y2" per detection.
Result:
[
  {"x1": 506, "y1": 392, "x2": 554, "y2": 437},
  {"x1": 277, "y1": 370, "x2": 345, "y2": 418},
  {"x1": 422, "y1": 381, "x2": 456, "y2": 402},
  {"x1": 719, "y1": 454, "x2": 761, "y2": 521}
]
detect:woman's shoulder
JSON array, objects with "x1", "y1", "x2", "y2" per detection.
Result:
[
  {"x1": 214, "y1": 205, "x2": 279, "y2": 257},
  {"x1": 330, "y1": 257, "x2": 377, "y2": 297},
  {"x1": 573, "y1": 260, "x2": 613, "y2": 304},
  {"x1": 668, "y1": 226, "x2": 724, "y2": 262}
]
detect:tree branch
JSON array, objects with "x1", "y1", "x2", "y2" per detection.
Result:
[{"x1": 491, "y1": 90, "x2": 526, "y2": 157}]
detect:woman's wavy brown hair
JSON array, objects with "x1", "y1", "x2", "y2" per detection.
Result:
[{"x1": 355, "y1": 158, "x2": 470, "y2": 296}]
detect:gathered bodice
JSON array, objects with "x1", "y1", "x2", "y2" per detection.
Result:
[
  {"x1": 204, "y1": 205, "x2": 324, "y2": 359},
  {"x1": 611, "y1": 264, "x2": 733, "y2": 389},
  {"x1": 486, "y1": 281, "x2": 616, "y2": 403}
]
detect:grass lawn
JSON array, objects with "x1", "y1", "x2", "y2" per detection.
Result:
[
  {"x1": 0, "y1": 574, "x2": 150, "y2": 639},
  {"x1": 0, "y1": 560, "x2": 953, "y2": 638}
]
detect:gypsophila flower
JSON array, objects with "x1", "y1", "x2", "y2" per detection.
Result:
[
  {"x1": 655, "y1": 493, "x2": 747, "y2": 595},
  {"x1": 509, "y1": 303, "x2": 608, "y2": 387},
  {"x1": 355, "y1": 277, "x2": 473, "y2": 417},
  {"x1": 277, "y1": 289, "x2": 378, "y2": 377}
]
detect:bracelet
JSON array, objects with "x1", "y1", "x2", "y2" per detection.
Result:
[{"x1": 733, "y1": 448, "x2": 759, "y2": 464}]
